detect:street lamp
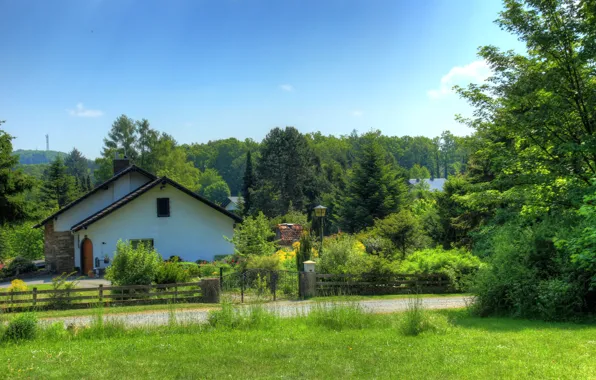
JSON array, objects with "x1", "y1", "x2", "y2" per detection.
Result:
[{"x1": 314, "y1": 205, "x2": 327, "y2": 255}]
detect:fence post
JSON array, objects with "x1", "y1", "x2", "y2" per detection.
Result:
[
  {"x1": 99, "y1": 284, "x2": 103, "y2": 303},
  {"x1": 299, "y1": 261, "x2": 317, "y2": 299},
  {"x1": 241, "y1": 271, "x2": 245, "y2": 303},
  {"x1": 219, "y1": 267, "x2": 223, "y2": 290},
  {"x1": 174, "y1": 285, "x2": 178, "y2": 303},
  {"x1": 32, "y1": 287, "x2": 37, "y2": 306},
  {"x1": 200, "y1": 278, "x2": 221, "y2": 303},
  {"x1": 270, "y1": 271, "x2": 277, "y2": 301}
]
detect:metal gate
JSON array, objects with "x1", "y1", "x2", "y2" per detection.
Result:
[{"x1": 221, "y1": 269, "x2": 300, "y2": 303}]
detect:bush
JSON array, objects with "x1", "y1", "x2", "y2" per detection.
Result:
[
  {"x1": 198, "y1": 263, "x2": 219, "y2": 278},
  {"x1": 154, "y1": 261, "x2": 191, "y2": 284},
  {"x1": 536, "y1": 279, "x2": 583, "y2": 321},
  {"x1": 0, "y1": 222, "x2": 44, "y2": 261},
  {"x1": 47, "y1": 272, "x2": 79, "y2": 310},
  {"x1": 179, "y1": 262, "x2": 200, "y2": 277},
  {"x1": 6, "y1": 256, "x2": 37, "y2": 276},
  {"x1": 318, "y1": 234, "x2": 371, "y2": 274},
  {"x1": 398, "y1": 247, "x2": 484, "y2": 291},
  {"x1": 246, "y1": 255, "x2": 281, "y2": 271},
  {"x1": 105, "y1": 240, "x2": 161, "y2": 286},
  {"x1": 3, "y1": 313, "x2": 37, "y2": 342}
]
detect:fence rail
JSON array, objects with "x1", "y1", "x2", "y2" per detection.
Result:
[
  {"x1": 315, "y1": 273, "x2": 451, "y2": 296},
  {"x1": 0, "y1": 281, "x2": 205, "y2": 312}
]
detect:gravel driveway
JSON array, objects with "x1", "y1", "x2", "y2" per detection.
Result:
[{"x1": 43, "y1": 296, "x2": 471, "y2": 328}]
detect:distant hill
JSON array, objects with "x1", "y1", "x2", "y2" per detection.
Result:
[{"x1": 13, "y1": 149, "x2": 67, "y2": 165}]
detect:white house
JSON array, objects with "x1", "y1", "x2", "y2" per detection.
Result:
[
  {"x1": 222, "y1": 196, "x2": 242, "y2": 212},
  {"x1": 34, "y1": 158, "x2": 242, "y2": 275}
]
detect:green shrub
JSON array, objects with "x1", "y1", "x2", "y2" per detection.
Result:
[
  {"x1": 154, "y1": 261, "x2": 191, "y2": 284},
  {"x1": 306, "y1": 303, "x2": 375, "y2": 331},
  {"x1": 536, "y1": 279, "x2": 583, "y2": 321},
  {"x1": 199, "y1": 263, "x2": 219, "y2": 278},
  {"x1": 47, "y1": 272, "x2": 79, "y2": 310},
  {"x1": 105, "y1": 240, "x2": 162, "y2": 286},
  {"x1": 6, "y1": 256, "x2": 37, "y2": 276},
  {"x1": 398, "y1": 247, "x2": 484, "y2": 291},
  {"x1": 246, "y1": 255, "x2": 281, "y2": 271},
  {"x1": 3, "y1": 313, "x2": 37, "y2": 342},
  {"x1": 179, "y1": 262, "x2": 200, "y2": 277},
  {"x1": 318, "y1": 234, "x2": 370, "y2": 275}
]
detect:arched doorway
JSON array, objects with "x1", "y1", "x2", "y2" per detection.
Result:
[{"x1": 81, "y1": 238, "x2": 93, "y2": 275}]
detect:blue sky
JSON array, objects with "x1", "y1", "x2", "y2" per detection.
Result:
[{"x1": 0, "y1": 0, "x2": 522, "y2": 158}]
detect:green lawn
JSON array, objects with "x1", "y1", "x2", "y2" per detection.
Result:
[{"x1": 0, "y1": 309, "x2": 594, "y2": 379}]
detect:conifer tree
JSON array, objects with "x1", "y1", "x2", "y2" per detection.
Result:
[
  {"x1": 338, "y1": 132, "x2": 408, "y2": 233},
  {"x1": 241, "y1": 151, "x2": 254, "y2": 215},
  {"x1": 40, "y1": 157, "x2": 78, "y2": 209}
]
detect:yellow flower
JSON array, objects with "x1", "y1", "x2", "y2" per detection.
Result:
[
  {"x1": 8, "y1": 279, "x2": 27, "y2": 292},
  {"x1": 292, "y1": 241, "x2": 301, "y2": 251}
]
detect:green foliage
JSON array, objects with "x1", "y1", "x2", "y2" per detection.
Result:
[
  {"x1": 47, "y1": 272, "x2": 79, "y2": 310},
  {"x1": 5, "y1": 256, "x2": 37, "y2": 276},
  {"x1": 338, "y1": 131, "x2": 408, "y2": 233},
  {"x1": 318, "y1": 234, "x2": 369, "y2": 275},
  {"x1": 0, "y1": 222, "x2": 43, "y2": 261},
  {"x1": 245, "y1": 254, "x2": 281, "y2": 271},
  {"x1": 296, "y1": 232, "x2": 313, "y2": 271},
  {"x1": 398, "y1": 247, "x2": 483, "y2": 291},
  {"x1": 202, "y1": 180, "x2": 231, "y2": 205},
  {"x1": 226, "y1": 212, "x2": 276, "y2": 257},
  {"x1": 0, "y1": 130, "x2": 34, "y2": 224},
  {"x1": 156, "y1": 144, "x2": 200, "y2": 191},
  {"x1": 105, "y1": 240, "x2": 162, "y2": 286},
  {"x1": 398, "y1": 297, "x2": 447, "y2": 336},
  {"x1": 154, "y1": 261, "x2": 191, "y2": 284},
  {"x1": 2, "y1": 313, "x2": 37, "y2": 342},
  {"x1": 178, "y1": 262, "x2": 201, "y2": 277},
  {"x1": 207, "y1": 302, "x2": 277, "y2": 330},
  {"x1": 253, "y1": 126, "x2": 319, "y2": 217},
  {"x1": 242, "y1": 150, "x2": 255, "y2": 215},
  {"x1": 12, "y1": 149, "x2": 67, "y2": 165},
  {"x1": 40, "y1": 156, "x2": 79, "y2": 209},
  {"x1": 409, "y1": 164, "x2": 430, "y2": 180},
  {"x1": 368, "y1": 210, "x2": 428, "y2": 258}
]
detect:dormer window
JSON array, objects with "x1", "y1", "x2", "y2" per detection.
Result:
[{"x1": 157, "y1": 198, "x2": 170, "y2": 217}]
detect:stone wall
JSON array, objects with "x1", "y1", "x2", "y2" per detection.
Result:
[{"x1": 44, "y1": 222, "x2": 75, "y2": 273}]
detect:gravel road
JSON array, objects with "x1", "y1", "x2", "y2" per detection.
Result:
[{"x1": 42, "y1": 296, "x2": 471, "y2": 328}]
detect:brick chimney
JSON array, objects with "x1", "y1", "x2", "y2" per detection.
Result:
[{"x1": 113, "y1": 156, "x2": 130, "y2": 175}]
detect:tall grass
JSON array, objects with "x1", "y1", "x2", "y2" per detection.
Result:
[
  {"x1": 398, "y1": 296, "x2": 448, "y2": 336},
  {"x1": 306, "y1": 302, "x2": 376, "y2": 330},
  {"x1": 207, "y1": 301, "x2": 277, "y2": 330}
]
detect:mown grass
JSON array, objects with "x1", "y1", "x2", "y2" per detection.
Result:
[{"x1": 0, "y1": 304, "x2": 595, "y2": 379}]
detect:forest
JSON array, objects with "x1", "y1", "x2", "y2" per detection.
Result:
[{"x1": 1, "y1": 0, "x2": 595, "y2": 321}]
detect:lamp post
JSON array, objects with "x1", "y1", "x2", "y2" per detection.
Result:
[{"x1": 314, "y1": 205, "x2": 327, "y2": 256}]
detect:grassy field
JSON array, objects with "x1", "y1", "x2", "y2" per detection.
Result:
[{"x1": 0, "y1": 306, "x2": 594, "y2": 379}]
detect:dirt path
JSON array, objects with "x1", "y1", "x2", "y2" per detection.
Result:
[{"x1": 42, "y1": 296, "x2": 471, "y2": 327}]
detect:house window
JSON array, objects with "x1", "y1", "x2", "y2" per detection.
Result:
[
  {"x1": 157, "y1": 198, "x2": 170, "y2": 217},
  {"x1": 130, "y1": 239, "x2": 154, "y2": 249}
]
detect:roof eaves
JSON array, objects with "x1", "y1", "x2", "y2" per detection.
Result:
[{"x1": 33, "y1": 165, "x2": 156, "y2": 228}]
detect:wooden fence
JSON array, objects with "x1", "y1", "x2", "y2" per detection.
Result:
[
  {"x1": 315, "y1": 273, "x2": 451, "y2": 296},
  {"x1": 0, "y1": 281, "x2": 206, "y2": 312}
]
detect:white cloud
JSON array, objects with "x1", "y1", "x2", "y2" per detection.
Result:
[
  {"x1": 351, "y1": 110, "x2": 363, "y2": 117},
  {"x1": 67, "y1": 103, "x2": 103, "y2": 117},
  {"x1": 427, "y1": 60, "x2": 491, "y2": 99},
  {"x1": 279, "y1": 84, "x2": 294, "y2": 92}
]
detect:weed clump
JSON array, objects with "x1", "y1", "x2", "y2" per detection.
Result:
[
  {"x1": 398, "y1": 297, "x2": 448, "y2": 336},
  {"x1": 3, "y1": 313, "x2": 37, "y2": 342},
  {"x1": 306, "y1": 302, "x2": 375, "y2": 331}
]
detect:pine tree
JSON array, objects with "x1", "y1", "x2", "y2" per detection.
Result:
[
  {"x1": 338, "y1": 132, "x2": 408, "y2": 233},
  {"x1": 241, "y1": 151, "x2": 254, "y2": 215},
  {"x1": 64, "y1": 147, "x2": 88, "y2": 183},
  {"x1": 0, "y1": 127, "x2": 34, "y2": 223},
  {"x1": 40, "y1": 157, "x2": 78, "y2": 209},
  {"x1": 86, "y1": 175, "x2": 92, "y2": 191}
]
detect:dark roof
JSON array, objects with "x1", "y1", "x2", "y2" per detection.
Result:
[
  {"x1": 33, "y1": 165, "x2": 156, "y2": 228},
  {"x1": 408, "y1": 178, "x2": 447, "y2": 191},
  {"x1": 276, "y1": 223, "x2": 303, "y2": 245},
  {"x1": 71, "y1": 176, "x2": 242, "y2": 232}
]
